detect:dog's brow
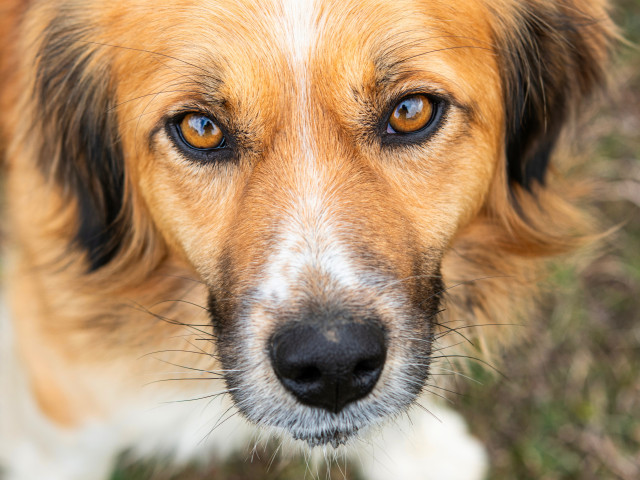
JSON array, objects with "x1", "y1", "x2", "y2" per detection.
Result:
[{"x1": 370, "y1": 60, "x2": 475, "y2": 119}]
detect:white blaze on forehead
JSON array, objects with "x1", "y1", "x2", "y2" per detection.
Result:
[
  {"x1": 279, "y1": 0, "x2": 318, "y2": 173},
  {"x1": 279, "y1": 0, "x2": 317, "y2": 140},
  {"x1": 280, "y1": 0, "x2": 317, "y2": 67},
  {"x1": 254, "y1": 0, "x2": 364, "y2": 304}
]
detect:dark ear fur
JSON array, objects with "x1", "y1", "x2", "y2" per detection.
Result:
[
  {"x1": 35, "y1": 17, "x2": 125, "y2": 271},
  {"x1": 494, "y1": 0, "x2": 612, "y2": 190}
]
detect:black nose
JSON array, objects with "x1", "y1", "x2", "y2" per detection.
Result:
[{"x1": 270, "y1": 321, "x2": 386, "y2": 413}]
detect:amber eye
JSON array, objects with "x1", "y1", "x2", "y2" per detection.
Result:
[
  {"x1": 178, "y1": 113, "x2": 224, "y2": 149},
  {"x1": 387, "y1": 94, "x2": 434, "y2": 134}
]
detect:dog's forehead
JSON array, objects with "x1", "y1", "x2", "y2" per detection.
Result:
[
  {"x1": 125, "y1": 0, "x2": 494, "y2": 88},
  {"x1": 100, "y1": 0, "x2": 501, "y2": 135}
]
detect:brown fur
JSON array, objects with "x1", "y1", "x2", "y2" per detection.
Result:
[{"x1": 0, "y1": 0, "x2": 613, "y2": 463}]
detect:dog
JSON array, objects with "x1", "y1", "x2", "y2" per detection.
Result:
[{"x1": 0, "y1": 0, "x2": 613, "y2": 478}]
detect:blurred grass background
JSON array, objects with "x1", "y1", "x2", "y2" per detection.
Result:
[{"x1": 113, "y1": 1, "x2": 640, "y2": 479}]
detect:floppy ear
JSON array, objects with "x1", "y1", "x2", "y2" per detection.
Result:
[
  {"x1": 493, "y1": 0, "x2": 613, "y2": 190},
  {"x1": 35, "y1": 17, "x2": 126, "y2": 271}
]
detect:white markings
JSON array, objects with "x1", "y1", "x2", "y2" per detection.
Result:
[
  {"x1": 280, "y1": 0, "x2": 317, "y2": 68},
  {"x1": 257, "y1": 194, "x2": 362, "y2": 305},
  {"x1": 255, "y1": 1, "x2": 368, "y2": 307},
  {"x1": 358, "y1": 400, "x2": 489, "y2": 480},
  {"x1": 279, "y1": 0, "x2": 317, "y2": 161}
]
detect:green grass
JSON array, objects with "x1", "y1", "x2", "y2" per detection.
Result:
[{"x1": 113, "y1": 3, "x2": 640, "y2": 479}]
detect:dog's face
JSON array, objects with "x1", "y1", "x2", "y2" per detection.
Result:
[
  {"x1": 110, "y1": 0, "x2": 502, "y2": 445},
  {"x1": 12, "y1": 0, "x2": 611, "y2": 450}
]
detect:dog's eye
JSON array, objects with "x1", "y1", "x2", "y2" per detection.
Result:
[
  {"x1": 178, "y1": 113, "x2": 225, "y2": 149},
  {"x1": 387, "y1": 95, "x2": 434, "y2": 134}
]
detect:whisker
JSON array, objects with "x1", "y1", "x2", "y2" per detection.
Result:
[
  {"x1": 163, "y1": 388, "x2": 235, "y2": 404},
  {"x1": 111, "y1": 86, "x2": 193, "y2": 111},
  {"x1": 141, "y1": 348, "x2": 214, "y2": 357},
  {"x1": 431, "y1": 340, "x2": 467, "y2": 352},
  {"x1": 145, "y1": 357, "x2": 222, "y2": 375},
  {"x1": 200, "y1": 405, "x2": 239, "y2": 446},
  {"x1": 149, "y1": 298, "x2": 212, "y2": 313},
  {"x1": 183, "y1": 337, "x2": 210, "y2": 355},
  {"x1": 428, "y1": 367, "x2": 483, "y2": 384},
  {"x1": 430, "y1": 354, "x2": 506, "y2": 377},
  {"x1": 267, "y1": 439, "x2": 284, "y2": 473},
  {"x1": 144, "y1": 376, "x2": 223, "y2": 386},
  {"x1": 423, "y1": 383, "x2": 464, "y2": 396},
  {"x1": 421, "y1": 388, "x2": 454, "y2": 404},
  {"x1": 83, "y1": 40, "x2": 212, "y2": 74},
  {"x1": 402, "y1": 45, "x2": 494, "y2": 63},
  {"x1": 375, "y1": 273, "x2": 442, "y2": 293},
  {"x1": 433, "y1": 323, "x2": 476, "y2": 348},
  {"x1": 426, "y1": 275, "x2": 513, "y2": 303},
  {"x1": 127, "y1": 300, "x2": 216, "y2": 339},
  {"x1": 411, "y1": 401, "x2": 442, "y2": 423},
  {"x1": 435, "y1": 321, "x2": 523, "y2": 330}
]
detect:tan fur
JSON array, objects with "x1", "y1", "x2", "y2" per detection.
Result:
[{"x1": 0, "y1": 0, "x2": 613, "y2": 471}]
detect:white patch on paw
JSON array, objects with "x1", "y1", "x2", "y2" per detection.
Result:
[{"x1": 357, "y1": 401, "x2": 488, "y2": 480}]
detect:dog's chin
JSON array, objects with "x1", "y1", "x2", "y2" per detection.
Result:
[
  {"x1": 231, "y1": 384, "x2": 418, "y2": 451},
  {"x1": 264, "y1": 412, "x2": 372, "y2": 450},
  {"x1": 294, "y1": 429, "x2": 355, "y2": 449}
]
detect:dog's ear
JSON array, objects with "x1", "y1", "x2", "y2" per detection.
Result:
[
  {"x1": 35, "y1": 20, "x2": 125, "y2": 271},
  {"x1": 494, "y1": 0, "x2": 613, "y2": 190}
]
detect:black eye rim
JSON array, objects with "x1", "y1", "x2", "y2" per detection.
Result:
[
  {"x1": 380, "y1": 92, "x2": 447, "y2": 146},
  {"x1": 166, "y1": 111, "x2": 235, "y2": 163}
]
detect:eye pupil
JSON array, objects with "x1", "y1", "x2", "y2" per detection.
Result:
[
  {"x1": 388, "y1": 94, "x2": 434, "y2": 134},
  {"x1": 179, "y1": 113, "x2": 224, "y2": 149}
]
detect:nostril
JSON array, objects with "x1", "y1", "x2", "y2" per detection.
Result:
[
  {"x1": 294, "y1": 365, "x2": 322, "y2": 384},
  {"x1": 354, "y1": 357, "x2": 382, "y2": 378}
]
